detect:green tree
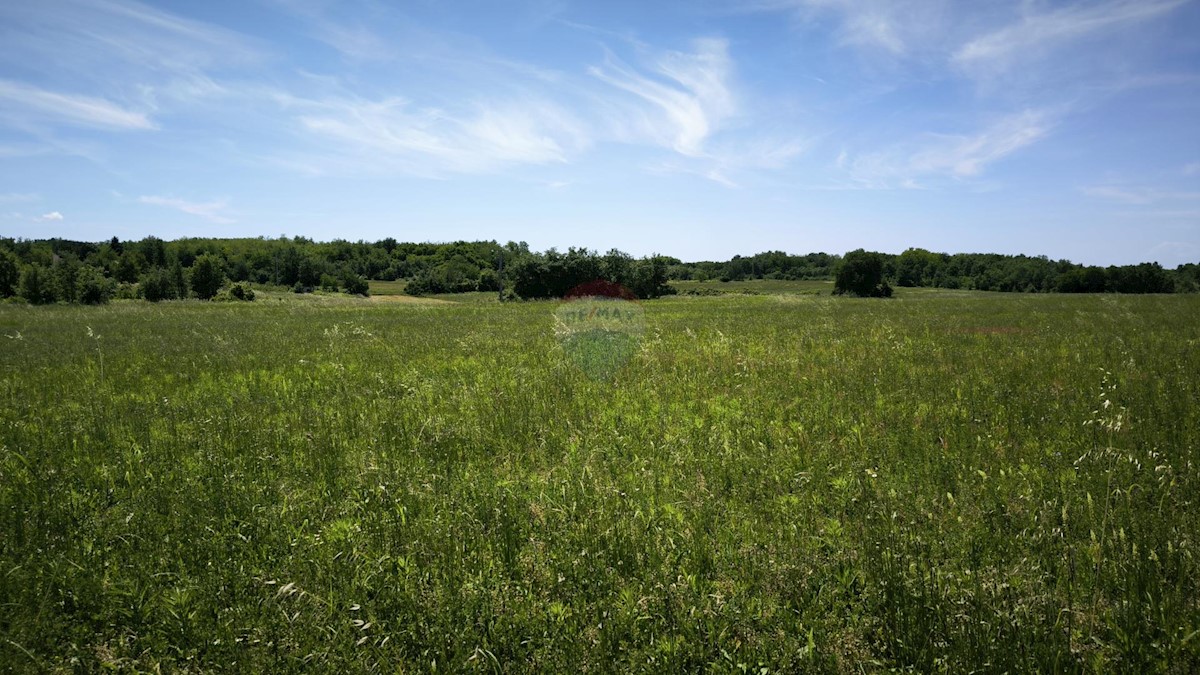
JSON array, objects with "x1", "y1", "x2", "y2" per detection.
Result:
[
  {"x1": 895, "y1": 248, "x2": 942, "y2": 287},
  {"x1": 0, "y1": 248, "x2": 21, "y2": 297},
  {"x1": 114, "y1": 251, "x2": 145, "y2": 284},
  {"x1": 835, "y1": 249, "x2": 892, "y2": 297},
  {"x1": 52, "y1": 255, "x2": 83, "y2": 303},
  {"x1": 342, "y1": 273, "x2": 369, "y2": 296},
  {"x1": 18, "y1": 264, "x2": 57, "y2": 304},
  {"x1": 629, "y1": 255, "x2": 676, "y2": 299},
  {"x1": 189, "y1": 254, "x2": 225, "y2": 300},
  {"x1": 170, "y1": 259, "x2": 189, "y2": 299},
  {"x1": 77, "y1": 266, "x2": 115, "y2": 304},
  {"x1": 140, "y1": 268, "x2": 177, "y2": 302}
]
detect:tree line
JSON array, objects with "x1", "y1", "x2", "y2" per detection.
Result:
[{"x1": 0, "y1": 236, "x2": 1195, "y2": 305}]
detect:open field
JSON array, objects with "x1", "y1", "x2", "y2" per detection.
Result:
[
  {"x1": 670, "y1": 279, "x2": 835, "y2": 295},
  {"x1": 2, "y1": 292, "x2": 1199, "y2": 672}
]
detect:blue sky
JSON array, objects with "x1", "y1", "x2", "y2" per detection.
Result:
[{"x1": 1, "y1": 0, "x2": 1197, "y2": 265}]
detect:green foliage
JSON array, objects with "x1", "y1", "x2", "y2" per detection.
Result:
[
  {"x1": 76, "y1": 266, "x2": 115, "y2": 305},
  {"x1": 406, "y1": 259, "x2": 482, "y2": 295},
  {"x1": 319, "y1": 273, "x2": 339, "y2": 293},
  {"x1": 508, "y1": 248, "x2": 676, "y2": 299},
  {"x1": 341, "y1": 273, "x2": 369, "y2": 296},
  {"x1": 896, "y1": 247, "x2": 944, "y2": 287},
  {"x1": 189, "y1": 254, "x2": 225, "y2": 300},
  {"x1": 0, "y1": 236, "x2": 1194, "y2": 306},
  {"x1": 628, "y1": 255, "x2": 677, "y2": 299},
  {"x1": 0, "y1": 247, "x2": 21, "y2": 297},
  {"x1": 835, "y1": 249, "x2": 893, "y2": 297},
  {"x1": 214, "y1": 282, "x2": 256, "y2": 302},
  {"x1": 114, "y1": 250, "x2": 145, "y2": 284},
  {"x1": 17, "y1": 264, "x2": 56, "y2": 304},
  {"x1": 478, "y1": 267, "x2": 501, "y2": 292},
  {"x1": 139, "y1": 267, "x2": 178, "y2": 302},
  {"x1": 169, "y1": 259, "x2": 188, "y2": 299},
  {"x1": 51, "y1": 255, "x2": 83, "y2": 303}
]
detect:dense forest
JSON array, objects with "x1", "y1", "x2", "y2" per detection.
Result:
[{"x1": 0, "y1": 236, "x2": 1196, "y2": 305}]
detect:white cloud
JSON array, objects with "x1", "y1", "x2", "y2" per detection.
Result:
[
  {"x1": 589, "y1": 38, "x2": 736, "y2": 157},
  {"x1": 38, "y1": 211, "x2": 64, "y2": 221},
  {"x1": 1082, "y1": 185, "x2": 1200, "y2": 204},
  {"x1": 740, "y1": 0, "x2": 962, "y2": 58},
  {"x1": 841, "y1": 109, "x2": 1054, "y2": 187},
  {"x1": 138, "y1": 195, "x2": 235, "y2": 223},
  {"x1": 293, "y1": 96, "x2": 586, "y2": 176},
  {"x1": 0, "y1": 0, "x2": 262, "y2": 137},
  {"x1": 953, "y1": 0, "x2": 1186, "y2": 73},
  {"x1": 0, "y1": 79, "x2": 155, "y2": 131},
  {"x1": 909, "y1": 109, "x2": 1052, "y2": 177},
  {"x1": 0, "y1": 0, "x2": 262, "y2": 75},
  {"x1": 263, "y1": 0, "x2": 398, "y2": 61},
  {"x1": 0, "y1": 193, "x2": 39, "y2": 204}
]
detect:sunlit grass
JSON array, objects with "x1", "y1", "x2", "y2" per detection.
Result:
[{"x1": 1, "y1": 292, "x2": 1197, "y2": 672}]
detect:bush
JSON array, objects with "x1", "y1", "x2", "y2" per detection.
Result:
[
  {"x1": 214, "y1": 283, "x2": 256, "y2": 302},
  {"x1": 342, "y1": 273, "x2": 369, "y2": 296},
  {"x1": 115, "y1": 282, "x2": 140, "y2": 300},
  {"x1": 0, "y1": 248, "x2": 19, "y2": 297},
  {"x1": 835, "y1": 249, "x2": 893, "y2": 298},
  {"x1": 478, "y1": 268, "x2": 502, "y2": 292},
  {"x1": 139, "y1": 268, "x2": 177, "y2": 302},
  {"x1": 18, "y1": 265, "x2": 56, "y2": 305},
  {"x1": 320, "y1": 274, "x2": 339, "y2": 293},
  {"x1": 405, "y1": 261, "x2": 478, "y2": 295},
  {"x1": 190, "y1": 254, "x2": 226, "y2": 300},
  {"x1": 77, "y1": 267, "x2": 115, "y2": 305}
]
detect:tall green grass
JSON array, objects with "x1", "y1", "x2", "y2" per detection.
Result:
[{"x1": 1, "y1": 292, "x2": 1198, "y2": 672}]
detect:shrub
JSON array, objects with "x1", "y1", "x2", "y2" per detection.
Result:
[
  {"x1": 478, "y1": 268, "x2": 502, "y2": 292},
  {"x1": 115, "y1": 282, "x2": 140, "y2": 300},
  {"x1": 320, "y1": 274, "x2": 339, "y2": 293},
  {"x1": 835, "y1": 249, "x2": 893, "y2": 297},
  {"x1": 139, "y1": 268, "x2": 177, "y2": 302},
  {"x1": 77, "y1": 267, "x2": 115, "y2": 305},
  {"x1": 0, "y1": 248, "x2": 19, "y2": 297},
  {"x1": 18, "y1": 265, "x2": 56, "y2": 304},
  {"x1": 342, "y1": 273, "x2": 369, "y2": 296},
  {"x1": 189, "y1": 254, "x2": 226, "y2": 300},
  {"x1": 214, "y1": 282, "x2": 256, "y2": 302}
]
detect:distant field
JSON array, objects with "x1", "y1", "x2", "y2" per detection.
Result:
[
  {"x1": 2, "y1": 293, "x2": 1198, "y2": 671},
  {"x1": 671, "y1": 278, "x2": 835, "y2": 295},
  {"x1": 364, "y1": 279, "x2": 407, "y2": 296}
]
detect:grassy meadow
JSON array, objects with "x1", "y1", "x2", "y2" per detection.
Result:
[{"x1": 1, "y1": 289, "x2": 1199, "y2": 672}]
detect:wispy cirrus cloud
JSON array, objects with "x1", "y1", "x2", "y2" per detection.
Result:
[
  {"x1": 1082, "y1": 185, "x2": 1200, "y2": 205},
  {"x1": 772, "y1": 0, "x2": 952, "y2": 55},
  {"x1": 589, "y1": 38, "x2": 735, "y2": 157},
  {"x1": 266, "y1": 34, "x2": 743, "y2": 178},
  {"x1": 953, "y1": 0, "x2": 1187, "y2": 74},
  {"x1": 291, "y1": 95, "x2": 587, "y2": 176},
  {"x1": 262, "y1": 0, "x2": 399, "y2": 61},
  {"x1": 0, "y1": 0, "x2": 262, "y2": 133},
  {"x1": 138, "y1": 195, "x2": 235, "y2": 223},
  {"x1": 909, "y1": 109, "x2": 1053, "y2": 177},
  {"x1": 0, "y1": 0, "x2": 262, "y2": 77},
  {"x1": 37, "y1": 211, "x2": 64, "y2": 221},
  {"x1": 0, "y1": 192, "x2": 40, "y2": 204},
  {"x1": 839, "y1": 109, "x2": 1055, "y2": 188},
  {"x1": 0, "y1": 79, "x2": 155, "y2": 131}
]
